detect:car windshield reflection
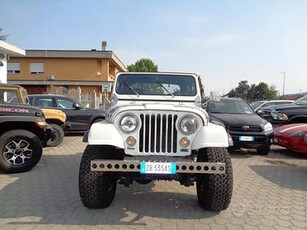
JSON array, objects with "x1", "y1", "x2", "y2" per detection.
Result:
[
  {"x1": 208, "y1": 99, "x2": 254, "y2": 114},
  {"x1": 293, "y1": 95, "x2": 307, "y2": 105}
]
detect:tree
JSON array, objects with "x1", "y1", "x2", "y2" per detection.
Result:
[
  {"x1": 127, "y1": 58, "x2": 158, "y2": 72},
  {"x1": 0, "y1": 28, "x2": 9, "y2": 41},
  {"x1": 227, "y1": 80, "x2": 250, "y2": 100},
  {"x1": 227, "y1": 81, "x2": 278, "y2": 102}
]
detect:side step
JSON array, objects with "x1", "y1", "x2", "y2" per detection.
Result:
[{"x1": 91, "y1": 160, "x2": 225, "y2": 174}]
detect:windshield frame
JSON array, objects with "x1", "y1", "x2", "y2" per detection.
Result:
[{"x1": 115, "y1": 73, "x2": 197, "y2": 97}]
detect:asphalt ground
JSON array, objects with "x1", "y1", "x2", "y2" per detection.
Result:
[{"x1": 0, "y1": 136, "x2": 307, "y2": 230}]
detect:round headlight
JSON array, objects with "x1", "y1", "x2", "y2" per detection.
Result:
[
  {"x1": 120, "y1": 115, "x2": 138, "y2": 132},
  {"x1": 179, "y1": 116, "x2": 198, "y2": 134}
]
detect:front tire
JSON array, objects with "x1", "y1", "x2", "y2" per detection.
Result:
[
  {"x1": 196, "y1": 147, "x2": 233, "y2": 211},
  {"x1": 0, "y1": 130, "x2": 43, "y2": 173},
  {"x1": 47, "y1": 123, "x2": 64, "y2": 147},
  {"x1": 79, "y1": 145, "x2": 122, "y2": 208}
]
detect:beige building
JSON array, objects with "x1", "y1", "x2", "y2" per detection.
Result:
[{"x1": 7, "y1": 44, "x2": 127, "y2": 95}]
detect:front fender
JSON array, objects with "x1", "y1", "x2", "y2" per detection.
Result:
[
  {"x1": 192, "y1": 123, "x2": 229, "y2": 149},
  {"x1": 85, "y1": 120, "x2": 124, "y2": 148}
]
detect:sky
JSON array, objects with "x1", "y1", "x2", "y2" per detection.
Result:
[{"x1": 1, "y1": 0, "x2": 307, "y2": 96}]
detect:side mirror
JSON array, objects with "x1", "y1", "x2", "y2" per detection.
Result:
[
  {"x1": 74, "y1": 102, "x2": 82, "y2": 109},
  {"x1": 256, "y1": 109, "x2": 263, "y2": 115}
]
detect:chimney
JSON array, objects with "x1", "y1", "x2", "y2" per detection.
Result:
[{"x1": 101, "y1": 41, "x2": 107, "y2": 51}]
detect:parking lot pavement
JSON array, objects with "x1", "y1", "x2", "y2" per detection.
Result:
[{"x1": 0, "y1": 136, "x2": 307, "y2": 230}]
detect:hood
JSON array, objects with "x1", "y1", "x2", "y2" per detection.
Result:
[
  {"x1": 107, "y1": 103, "x2": 209, "y2": 123},
  {"x1": 0, "y1": 104, "x2": 44, "y2": 118},
  {"x1": 274, "y1": 123, "x2": 307, "y2": 135},
  {"x1": 209, "y1": 113, "x2": 267, "y2": 127}
]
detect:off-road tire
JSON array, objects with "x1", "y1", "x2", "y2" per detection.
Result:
[
  {"x1": 79, "y1": 145, "x2": 123, "y2": 208},
  {"x1": 196, "y1": 147, "x2": 233, "y2": 211},
  {"x1": 0, "y1": 129, "x2": 42, "y2": 173},
  {"x1": 47, "y1": 123, "x2": 64, "y2": 147},
  {"x1": 256, "y1": 144, "x2": 270, "y2": 155}
]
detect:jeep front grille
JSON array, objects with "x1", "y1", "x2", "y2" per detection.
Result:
[{"x1": 139, "y1": 113, "x2": 178, "y2": 154}]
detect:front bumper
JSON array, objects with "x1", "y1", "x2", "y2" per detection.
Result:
[
  {"x1": 230, "y1": 131, "x2": 273, "y2": 148},
  {"x1": 90, "y1": 159, "x2": 225, "y2": 174}
]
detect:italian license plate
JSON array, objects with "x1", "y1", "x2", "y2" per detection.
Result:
[
  {"x1": 140, "y1": 162, "x2": 176, "y2": 174},
  {"x1": 239, "y1": 136, "x2": 254, "y2": 141}
]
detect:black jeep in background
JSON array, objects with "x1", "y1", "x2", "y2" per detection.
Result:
[
  {"x1": 258, "y1": 95, "x2": 307, "y2": 126},
  {"x1": 0, "y1": 102, "x2": 53, "y2": 173}
]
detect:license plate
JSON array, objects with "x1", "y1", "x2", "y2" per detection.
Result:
[
  {"x1": 140, "y1": 162, "x2": 176, "y2": 174},
  {"x1": 239, "y1": 136, "x2": 254, "y2": 141}
]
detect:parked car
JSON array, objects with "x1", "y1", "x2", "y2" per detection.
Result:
[
  {"x1": 0, "y1": 84, "x2": 66, "y2": 146},
  {"x1": 28, "y1": 94, "x2": 105, "y2": 132},
  {"x1": 273, "y1": 123, "x2": 307, "y2": 153},
  {"x1": 257, "y1": 95, "x2": 307, "y2": 126},
  {"x1": 204, "y1": 97, "x2": 273, "y2": 154},
  {"x1": 250, "y1": 100, "x2": 293, "y2": 112}
]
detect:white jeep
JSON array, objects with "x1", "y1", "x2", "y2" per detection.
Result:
[{"x1": 79, "y1": 72, "x2": 233, "y2": 211}]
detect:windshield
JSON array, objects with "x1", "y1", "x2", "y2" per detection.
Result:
[
  {"x1": 0, "y1": 89, "x2": 21, "y2": 104},
  {"x1": 250, "y1": 101, "x2": 265, "y2": 110},
  {"x1": 207, "y1": 99, "x2": 254, "y2": 114},
  {"x1": 293, "y1": 95, "x2": 307, "y2": 105},
  {"x1": 115, "y1": 74, "x2": 197, "y2": 96}
]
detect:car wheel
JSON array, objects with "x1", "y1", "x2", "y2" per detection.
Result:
[
  {"x1": 0, "y1": 130, "x2": 42, "y2": 173},
  {"x1": 196, "y1": 147, "x2": 233, "y2": 211},
  {"x1": 256, "y1": 144, "x2": 270, "y2": 155},
  {"x1": 47, "y1": 123, "x2": 64, "y2": 147}
]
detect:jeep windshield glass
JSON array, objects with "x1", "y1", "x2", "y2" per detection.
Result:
[
  {"x1": 0, "y1": 89, "x2": 20, "y2": 104},
  {"x1": 208, "y1": 99, "x2": 254, "y2": 114},
  {"x1": 115, "y1": 74, "x2": 197, "y2": 96}
]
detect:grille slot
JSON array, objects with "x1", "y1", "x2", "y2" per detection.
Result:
[{"x1": 139, "y1": 114, "x2": 178, "y2": 154}]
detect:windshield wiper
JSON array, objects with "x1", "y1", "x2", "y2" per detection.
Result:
[
  {"x1": 123, "y1": 81, "x2": 139, "y2": 96},
  {"x1": 156, "y1": 81, "x2": 174, "y2": 98}
]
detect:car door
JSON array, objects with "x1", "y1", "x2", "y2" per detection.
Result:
[{"x1": 54, "y1": 97, "x2": 91, "y2": 131}]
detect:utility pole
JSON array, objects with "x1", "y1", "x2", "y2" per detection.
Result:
[{"x1": 281, "y1": 72, "x2": 286, "y2": 95}]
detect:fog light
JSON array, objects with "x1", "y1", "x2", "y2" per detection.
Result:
[
  {"x1": 126, "y1": 136, "x2": 136, "y2": 146},
  {"x1": 180, "y1": 137, "x2": 190, "y2": 148}
]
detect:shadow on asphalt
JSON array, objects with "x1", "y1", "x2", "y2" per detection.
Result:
[
  {"x1": 0, "y1": 153, "x2": 218, "y2": 226},
  {"x1": 250, "y1": 165, "x2": 307, "y2": 192}
]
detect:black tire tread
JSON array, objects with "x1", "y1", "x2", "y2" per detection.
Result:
[
  {"x1": 47, "y1": 123, "x2": 64, "y2": 147},
  {"x1": 196, "y1": 147, "x2": 233, "y2": 211},
  {"x1": 79, "y1": 145, "x2": 122, "y2": 208}
]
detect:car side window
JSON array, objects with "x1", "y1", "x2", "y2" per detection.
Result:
[
  {"x1": 34, "y1": 97, "x2": 54, "y2": 108},
  {"x1": 263, "y1": 102, "x2": 274, "y2": 107},
  {"x1": 56, "y1": 98, "x2": 75, "y2": 109}
]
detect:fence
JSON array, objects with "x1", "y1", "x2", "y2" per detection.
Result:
[{"x1": 49, "y1": 86, "x2": 108, "y2": 110}]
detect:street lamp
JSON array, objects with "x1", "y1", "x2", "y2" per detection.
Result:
[{"x1": 281, "y1": 72, "x2": 286, "y2": 95}]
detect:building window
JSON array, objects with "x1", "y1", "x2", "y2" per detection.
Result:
[
  {"x1": 30, "y1": 63, "x2": 44, "y2": 74},
  {"x1": 7, "y1": 63, "x2": 21, "y2": 74}
]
